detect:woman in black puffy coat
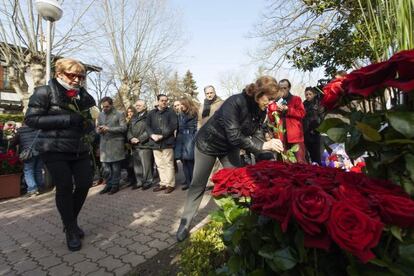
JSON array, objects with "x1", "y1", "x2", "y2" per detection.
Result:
[
  {"x1": 174, "y1": 97, "x2": 198, "y2": 191},
  {"x1": 25, "y1": 58, "x2": 96, "y2": 252},
  {"x1": 176, "y1": 76, "x2": 285, "y2": 242}
]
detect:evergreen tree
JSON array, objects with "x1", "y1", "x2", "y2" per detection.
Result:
[{"x1": 182, "y1": 70, "x2": 199, "y2": 102}]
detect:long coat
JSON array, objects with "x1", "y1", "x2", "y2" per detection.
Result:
[
  {"x1": 97, "y1": 108, "x2": 127, "y2": 162},
  {"x1": 197, "y1": 96, "x2": 223, "y2": 128},
  {"x1": 279, "y1": 94, "x2": 306, "y2": 143},
  {"x1": 127, "y1": 111, "x2": 151, "y2": 149},
  {"x1": 175, "y1": 112, "x2": 197, "y2": 160}
]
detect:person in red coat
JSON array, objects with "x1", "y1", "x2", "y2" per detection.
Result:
[{"x1": 277, "y1": 79, "x2": 307, "y2": 163}]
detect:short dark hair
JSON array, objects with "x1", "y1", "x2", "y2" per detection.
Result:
[
  {"x1": 305, "y1": 86, "x2": 315, "y2": 93},
  {"x1": 157, "y1": 94, "x2": 168, "y2": 101},
  {"x1": 279, "y1": 79, "x2": 291, "y2": 88},
  {"x1": 100, "y1": 96, "x2": 113, "y2": 105}
]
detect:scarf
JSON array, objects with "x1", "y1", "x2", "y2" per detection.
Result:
[
  {"x1": 57, "y1": 78, "x2": 81, "y2": 92},
  {"x1": 201, "y1": 96, "x2": 217, "y2": 118}
]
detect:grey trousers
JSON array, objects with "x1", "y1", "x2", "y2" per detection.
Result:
[
  {"x1": 132, "y1": 148, "x2": 154, "y2": 186},
  {"x1": 180, "y1": 147, "x2": 241, "y2": 226}
]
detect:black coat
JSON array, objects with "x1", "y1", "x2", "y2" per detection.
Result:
[
  {"x1": 25, "y1": 79, "x2": 96, "y2": 154},
  {"x1": 127, "y1": 111, "x2": 151, "y2": 149},
  {"x1": 303, "y1": 99, "x2": 322, "y2": 142},
  {"x1": 15, "y1": 126, "x2": 40, "y2": 154},
  {"x1": 174, "y1": 112, "x2": 197, "y2": 160},
  {"x1": 196, "y1": 92, "x2": 265, "y2": 156},
  {"x1": 146, "y1": 107, "x2": 178, "y2": 149}
]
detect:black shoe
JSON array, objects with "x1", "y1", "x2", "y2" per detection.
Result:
[
  {"x1": 131, "y1": 183, "x2": 142, "y2": 190},
  {"x1": 65, "y1": 231, "x2": 81, "y2": 251},
  {"x1": 64, "y1": 226, "x2": 85, "y2": 239},
  {"x1": 181, "y1": 185, "x2": 189, "y2": 191},
  {"x1": 99, "y1": 186, "x2": 111, "y2": 194},
  {"x1": 109, "y1": 186, "x2": 119, "y2": 194},
  {"x1": 142, "y1": 182, "x2": 153, "y2": 190},
  {"x1": 176, "y1": 219, "x2": 190, "y2": 242}
]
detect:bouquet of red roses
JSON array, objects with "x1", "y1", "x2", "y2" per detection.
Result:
[
  {"x1": 0, "y1": 149, "x2": 23, "y2": 175},
  {"x1": 210, "y1": 160, "x2": 414, "y2": 274}
]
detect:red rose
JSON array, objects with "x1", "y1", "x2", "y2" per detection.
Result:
[
  {"x1": 374, "y1": 194, "x2": 414, "y2": 228},
  {"x1": 66, "y1": 89, "x2": 79, "y2": 98},
  {"x1": 211, "y1": 168, "x2": 235, "y2": 197},
  {"x1": 383, "y1": 50, "x2": 414, "y2": 92},
  {"x1": 291, "y1": 185, "x2": 333, "y2": 236},
  {"x1": 321, "y1": 77, "x2": 346, "y2": 110},
  {"x1": 253, "y1": 179, "x2": 293, "y2": 232},
  {"x1": 267, "y1": 102, "x2": 278, "y2": 123},
  {"x1": 327, "y1": 201, "x2": 383, "y2": 263},
  {"x1": 333, "y1": 184, "x2": 380, "y2": 220},
  {"x1": 343, "y1": 61, "x2": 396, "y2": 97}
]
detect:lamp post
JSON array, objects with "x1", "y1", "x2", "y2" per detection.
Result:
[{"x1": 35, "y1": 0, "x2": 63, "y2": 83}]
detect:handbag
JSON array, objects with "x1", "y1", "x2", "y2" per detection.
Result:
[{"x1": 19, "y1": 130, "x2": 40, "y2": 161}]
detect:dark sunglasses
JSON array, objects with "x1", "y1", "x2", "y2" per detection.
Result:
[{"x1": 63, "y1": 72, "x2": 86, "y2": 81}]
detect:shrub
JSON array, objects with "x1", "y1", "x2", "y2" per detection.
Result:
[{"x1": 178, "y1": 221, "x2": 226, "y2": 276}]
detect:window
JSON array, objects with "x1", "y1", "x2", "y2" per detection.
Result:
[{"x1": 2, "y1": 67, "x2": 13, "y2": 90}]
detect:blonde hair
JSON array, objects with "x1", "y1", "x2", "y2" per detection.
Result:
[
  {"x1": 54, "y1": 58, "x2": 85, "y2": 77},
  {"x1": 244, "y1": 76, "x2": 279, "y2": 100}
]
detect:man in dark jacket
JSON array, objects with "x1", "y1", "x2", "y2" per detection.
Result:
[
  {"x1": 146, "y1": 94, "x2": 178, "y2": 194},
  {"x1": 127, "y1": 100, "x2": 154, "y2": 190}
]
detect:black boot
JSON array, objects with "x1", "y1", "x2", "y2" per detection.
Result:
[
  {"x1": 131, "y1": 183, "x2": 142, "y2": 190},
  {"x1": 176, "y1": 219, "x2": 190, "y2": 242},
  {"x1": 76, "y1": 225, "x2": 85, "y2": 239},
  {"x1": 109, "y1": 186, "x2": 119, "y2": 194},
  {"x1": 65, "y1": 230, "x2": 81, "y2": 251},
  {"x1": 99, "y1": 186, "x2": 111, "y2": 194}
]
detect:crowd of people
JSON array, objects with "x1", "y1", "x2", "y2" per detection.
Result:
[{"x1": 0, "y1": 57, "x2": 332, "y2": 251}]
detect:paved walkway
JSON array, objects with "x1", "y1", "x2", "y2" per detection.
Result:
[{"x1": 0, "y1": 176, "x2": 215, "y2": 276}]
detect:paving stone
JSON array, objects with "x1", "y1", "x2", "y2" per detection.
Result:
[
  {"x1": 128, "y1": 242, "x2": 150, "y2": 254},
  {"x1": 131, "y1": 234, "x2": 152, "y2": 244},
  {"x1": 28, "y1": 248, "x2": 52, "y2": 259},
  {"x1": 147, "y1": 239, "x2": 169, "y2": 251},
  {"x1": 113, "y1": 237, "x2": 134, "y2": 247},
  {"x1": 37, "y1": 255, "x2": 62, "y2": 269},
  {"x1": 47, "y1": 263, "x2": 74, "y2": 276},
  {"x1": 86, "y1": 268, "x2": 113, "y2": 276},
  {"x1": 78, "y1": 246, "x2": 106, "y2": 261},
  {"x1": 62, "y1": 252, "x2": 85, "y2": 265},
  {"x1": 0, "y1": 263, "x2": 13, "y2": 276},
  {"x1": 150, "y1": 231, "x2": 171, "y2": 241},
  {"x1": 106, "y1": 245, "x2": 128, "y2": 258},
  {"x1": 5, "y1": 249, "x2": 28, "y2": 264},
  {"x1": 120, "y1": 252, "x2": 145, "y2": 267},
  {"x1": 12, "y1": 259, "x2": 38, "y2": 274},
  {"x1": 21, "y1": 267, "x2": 46, "y2": 276},
  {"x1": 113, "y1": 264, "x2": 131, "y2": 276},
  {"x1": 73, "y1": 260, "x2": 99, "y2": 274},
  {"x1": 98, "y1": 255, "x2": 124, "y2": 272},
  {"x1": 143, "y1": 248, "x2": 158, "y2": 260}
]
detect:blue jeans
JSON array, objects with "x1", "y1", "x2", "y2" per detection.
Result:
[
  {"x1": 102, "y1": 161, "x2": 122, "y2": 188},
  {"x1": 23, "y1": 156, "x2": 45, "y2": 193}
]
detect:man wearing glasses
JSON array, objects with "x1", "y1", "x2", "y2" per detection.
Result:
[{"x1": 146, "y1": 94, "x2": 178, "y2": 194}]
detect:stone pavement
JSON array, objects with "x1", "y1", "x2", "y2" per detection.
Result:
[{"x1": 0, "y1": 176, "x2": 215, "y2": 276}]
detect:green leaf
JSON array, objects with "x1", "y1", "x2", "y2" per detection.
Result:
[
  {"x1": 327, "y1": 127, "x2": 348, "y2": 142},
  {"x1": 272, "y1": 247, "x2": 298, "y2": 271},
  {"x1": 355, "y1": 121, "x2": 382, "y2": 142},
  {"x1": 318, "y1": 118, "x2": 348, "y2": 133},
  {"x1": 294, "y1": 230, "x2": 306, "y2": 263},
  {"x1": 228, "y1": 255, "x2": 241, "y2": 273},
  {"x1": 390, "y1": 226, "x2": 403, "y2": 242},
  {"x1": 248, "y1": 269, "x2": 266, "y2": 276},
  {"x1": 290, "y1": 144, "x2": 299, "y2": 152},
  {"x1": 386, "y1": 111, "x2": 414, "y2": 138},
  {"x1": 399, "y1": 244, "x2": 414, "y2": 267},
  {"x1": 404, "y1": 153, "x2": 414, "y2": 182}
]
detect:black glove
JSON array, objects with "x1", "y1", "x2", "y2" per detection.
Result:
[{"x1": 69, "y1": 113, "x2": 84, "y2": 127}]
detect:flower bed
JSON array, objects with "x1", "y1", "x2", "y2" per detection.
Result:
[{"x1": 210, "y1": 160, "x2": 414, "y2": 275}]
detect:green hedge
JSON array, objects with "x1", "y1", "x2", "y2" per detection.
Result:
[{"x1": 0, "y1": 113, "x2": 24, "y2": 123}]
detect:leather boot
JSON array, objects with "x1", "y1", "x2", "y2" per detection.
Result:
[
  {"x1": 109, "y1": 186, "x2": 119, "y2": 194},
  {"x1": 65, "y1": 230, "x2": 81, "y2": 251},
  {"x1": 176, "y1": 219, "x2": 190, "y2": 242}
]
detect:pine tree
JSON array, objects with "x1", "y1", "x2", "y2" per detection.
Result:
[{"x1": 182, "y1": 70, "x2": 199, "y2": 102}]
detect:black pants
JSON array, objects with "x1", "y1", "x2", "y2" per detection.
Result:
[
  {"x1": 305, "y1": 135, "x2": 321, "y2": 164},
  {"x1": 181, "y1": 147, "x2": 241, "y2": 226},
  {"x1": 132, "y1": 148, "x2": 154, "y2": 186},
  {"x1": 182, "y1": 160, "x2": 194, "y2": 186},
  {"x1": 44, "y1": 158, "x2": 93, "y2": 231}
]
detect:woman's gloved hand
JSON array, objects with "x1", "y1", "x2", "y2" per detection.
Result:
[{"x1": 262, "y1": 138, "x2": 284, "y2": 153}]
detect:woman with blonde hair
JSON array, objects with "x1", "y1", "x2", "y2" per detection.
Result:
[
  {"x1": 25, "y1": 58, "x2": 96, "y2": 251},
  {"x1": 176, "y1": 76, "x2": 284, "y2": 242},
  {"x1": 174, "y1": 97, "x2": 198, "y2": 190}
]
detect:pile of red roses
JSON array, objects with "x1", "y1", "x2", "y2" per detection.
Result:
[
  {"x1": 321, "y1": 50, "x2": 414, "y2": 110},
  {"x1": 211, "y1": 160, "x2": 414, "y2": 263}
]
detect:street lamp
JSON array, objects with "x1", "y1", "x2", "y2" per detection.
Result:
[{"x1": 35, "y1": 0, "x2": 63, "y2": 83}]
